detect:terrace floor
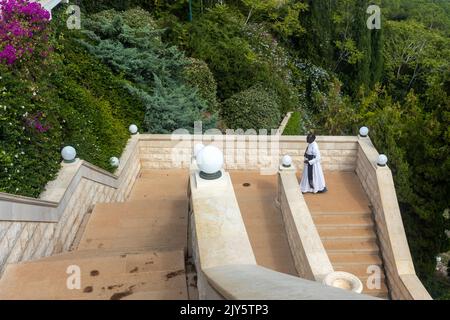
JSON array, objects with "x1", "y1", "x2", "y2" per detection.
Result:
[{"x1": 230, "y1": 171, "x2": 298, "y2": 276}]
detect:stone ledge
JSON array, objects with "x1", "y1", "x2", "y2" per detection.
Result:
[
  {"x1": 0, "y1": 135, "x2": 140, "y2": 223},
  {"x1": 278, "y1": 171, "x2": 333, "y2": 281},
  {"x1": 355, "y1": 136, "x2": 432, "y2": 300},
  {"x1": 203, "y1": 264, "x2": 378, "y2": 300}
]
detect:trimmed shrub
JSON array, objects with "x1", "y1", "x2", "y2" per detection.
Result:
[
  {"x1": 183, "y1": 58, "x2": 219, "y2": 113},
  {"x1": 186, "y1": 5, "x2": 259, "y2": 101},
  {"x1": 221, "y1": 87, "x2": 281, "y2": 131}
]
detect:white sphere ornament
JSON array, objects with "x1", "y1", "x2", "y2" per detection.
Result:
[
  {"x1": 197, "y1": 145, "x2": 224, "y2": 180},
  {"x1": 193, "y1": 143, "x2": 205, "y2": 158},
  {"x1": 61, "y1": 146, "x2": 76, "y2": 163},
  {"x1": 282, "y1": 155, "x2": 292, "y2": 168},
  {"x1": 359, "y1": 126, "x2": 369, "y2": 137},
  {"x1": 377, "y1": 154, "x2": 388, "y2": 167},
  {"x1": 129, "y1": 124, "x2": 138, "y2": 135},
  {"x1": 110, "y1": 157, "x2": 120, "y2": 168}
]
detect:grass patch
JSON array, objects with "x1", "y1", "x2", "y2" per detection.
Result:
[{"x1": 282, "y1": 111, "x2": 301, "y2": 135}]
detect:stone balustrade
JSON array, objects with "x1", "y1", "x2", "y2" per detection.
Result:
[
  {"x1": 277, "y1": 169, "x2": 334, "y2": 281},
  {"x1": 0, "y1": 135, "x2": 141, "y2": 275},
  {"x1": 139, "y1": 134, "x2": 358, "y2": 172},
  {"x1": 356, "y1": 136, "x2": 432, "y2": 300}
]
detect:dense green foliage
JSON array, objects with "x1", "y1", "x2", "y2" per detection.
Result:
[
  {"x1": 222, "y1": 86, "x2": 281, "y2": 131},
  {"x1": 170, "y1": 5, "x2": 298, "y2": 117},
  {"x1": 307, "y1": 0, "x2": 450, "y2": 297},
  {"x1": 183, "y1": 58, "x2": 219, "y2": 113},
  {"x1": 0, "y1": 9, "x2": 144, "y2": 197},
  {"x1": 79, "y1": 8, "x2": 216, "y2": 133}
]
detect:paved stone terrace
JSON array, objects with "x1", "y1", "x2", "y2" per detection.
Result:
[{"x1": 230, "y1": 171, "x2": 298, "y2": 276}]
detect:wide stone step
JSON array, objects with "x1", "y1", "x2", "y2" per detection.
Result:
[
  {"x1": 128, "y1": 170, "x2": 189, "y2": 201},
  {"x1": 333, "y1": 264, "x2": 386, "y2": 279},
  {"x1": 313, "y1": 214, "x2": 374, "y2": 227},
  {"x1": 23, "y1": 248, "x2": 182, "y2": 267},
  {"x1": 323, "y1": 239, "x2": 380, "y2": 254},
  {"x1": 311, "y1": 210, "x2": 372, "y2": 216},
  {"x1": 329, "y1": 253, "x2": 382, "y2": 266},
  {"x1": 317, "y1": 226, "x2": 377, "y2": 240},
  {"x1": 0, "y1": 250, "x2": 187, "y2": 300},
  {"x1": 137, "y1": 169, "x2": 190, "y2": 181},
  {"x1": 78, "y1": 200, "x2": 187, "y2": 252}
]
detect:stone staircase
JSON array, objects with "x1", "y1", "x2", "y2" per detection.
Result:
[
  {"x1": 0, "y1": 170, "x2": 191, "y2": 300},
  {"x1": 304, "y1": 172, "x2": 390, "y2": 299}
]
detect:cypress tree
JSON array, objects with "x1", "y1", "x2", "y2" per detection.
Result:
[
  {"x1": 302, "y1": 0, "x2": 335, "y2": 69},
  {"x1": 352, "y1": 0, "x2": 372, "y2": 93},
  {"x1": 369, "y1": 10, "x2": 384, "y2": 87}
]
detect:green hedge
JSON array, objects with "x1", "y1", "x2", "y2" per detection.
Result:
[
  {"x1": 183, "y1": 58, "x2": 219, "y2": 113},
  {"x1": 221, "y1": 86, "x2": 281, "y2": 131}
]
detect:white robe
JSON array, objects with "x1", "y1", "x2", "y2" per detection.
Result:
[{"x1": 300, "y1": 141, "x2": 326, "y2": 193}]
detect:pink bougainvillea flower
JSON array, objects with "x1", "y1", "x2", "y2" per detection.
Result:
[{"x1": 0, "y1": 0, "x2": 51, "y2": 66}]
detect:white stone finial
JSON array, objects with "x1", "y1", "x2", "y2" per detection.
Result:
[
  {"x1": 61, "y1": 146, "x2": 76, "y2": 163},
  {"x1": 129, "y1": 124, "x2": 138, "y2": 135},
  {"x1": 281, "y1": 155, "x2": 293, "y2": 168},
  {"x1": 377, "y1": 154, "x2": 388, "y2": 167},
  {"x1": 359, "y1": 126, "x2": 369, "y2": 137},
  {"x1": 197, "y1": 145, "x2": 224, "y2": 180},
  {"x1": 109, "y1": 157, "x2": 120, "y2": 167}
]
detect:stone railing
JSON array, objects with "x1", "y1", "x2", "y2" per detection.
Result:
[
  {"x1": 277, "y1": 169, "x2": 334, "y2": 281},
  {"x1": 139, "y1": 134, "x2": 358, "y2": 172},
  {"x1": 275, "y1": 112, "x2": 293, "y2": 135},
  {"x1": 188, "y1": 168, "x2": 377, "y2": 300},
  {"x1": 0, "y1": 135, "x2": 141, "y2": 275},
  {"x1": 356, "y1": 136, "x2": 432, "y2": 300},
  {"x1": 203, "y1": 264, "x2": 376, "y2": 300}
]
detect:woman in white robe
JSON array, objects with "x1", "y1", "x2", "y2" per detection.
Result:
[{"x1": 300, "y1": 134, "x2": 327, "y2": 193}]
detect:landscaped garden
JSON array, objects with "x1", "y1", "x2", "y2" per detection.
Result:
[{"x1": 0, "y1": 0, "x2": 449, "y2": 298}]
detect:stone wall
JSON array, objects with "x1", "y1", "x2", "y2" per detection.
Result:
[
  {"x1": 139, "y1": 134, "x2": 358, "y2": 172},
  {"x1": 277, "y1": 170, "x2": 333, "y2": 281},
  {"x1": 356, "y1": 137, "x2": 431, "y2": 300},
  {"x1": 0, "y1": 135, "x2": 141, "y2": 276}
]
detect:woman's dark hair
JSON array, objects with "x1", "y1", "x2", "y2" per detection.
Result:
[{"x1": 307, "y1": 133, "x2": 316, "y2": 144}]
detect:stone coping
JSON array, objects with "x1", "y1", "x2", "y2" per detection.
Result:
[
  {"x1": 139, "y1": 133, "x2": 359, "y2": 143},
  {"x1": 189, "y1": 171, "x2": 256, "y2": 269},
  {"x1": 356, "y1": 136, "x2": 432, "y2": 300},
  {"x1": 0, "y1": 135, "x2": 140, "y2": 222},
  {"x1": 278, "y1": 171, "x2": 334, "y2": 281},
  {"x1": 203, "y1": 264, "x2": 378, "y2": 300}
]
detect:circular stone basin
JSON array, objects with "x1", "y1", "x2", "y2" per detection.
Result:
[{"x1": 323, "y1": 271, "x2": 363, "y2": 294}]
